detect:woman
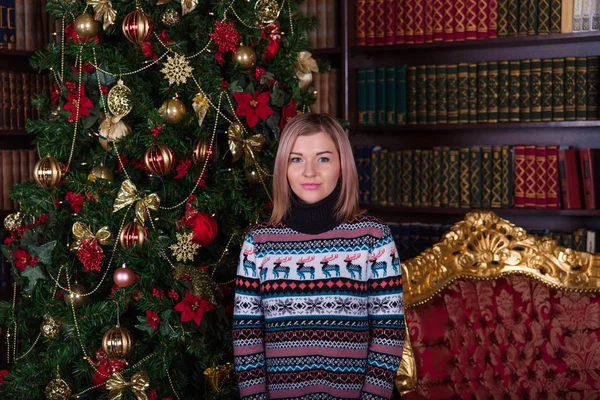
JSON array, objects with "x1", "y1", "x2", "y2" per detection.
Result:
[{"x1": 233, "y1": 113, "x2": 405, "y2": 400}]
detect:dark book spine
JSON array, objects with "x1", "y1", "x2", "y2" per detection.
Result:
[
  {"x1": 552, "y1": 58, "x2": 565, "y2": 121},
  {"x1": 501, "y1": 145, "x2": 514, "y2": 208},
  {"x1": 416, "y1": 65, "x2": 427, "y2": 124},
  {"x1": 448, "y1": 148, "x2": 460, "y2": 207},
  {"x1": 460, "y1": 147, "x2": 471, "y2": 208},
  {"x1": 482, "y1": 146, "x2": 493, "y2": 209},
  {"x1": 498, "y1": 0, "x2": 509, "y2": 36},
  {"x1": 541, "y1": 58, "x2": 554, "y2": 121},
  {"x1": 432, "y1": 146, "x2": 442, "y2": 207},
  {"x1": 528, "y1": 0, "x2": 538, "y2": 34},
  {"x1": 508, "y1": 0, "x2": 520, "y2": 36},
  {"x1": 488, "y1": 61, "x2": 499, "y2": 123},
  {"x1": 468, "y1": 63, "x2": 478, "y2": 123},
  {"x1": 530, "y1": 59, "x2": 542, "y2": 122},
  {"x1": 394, "y1": 150, "x2": 403, "y2": 205},
  {"x1": 426, "y1": 65, "x2": 437, "y2": 124},
  {"x1": 519, "y1": 0, "x2": 530, "y2": 35},
  {"x1": 458, "y1": 63, "x2": 470, "y2": 123},
  {"x1": 436, "y1": 65, "x2": 448, "y2": 124},
  {"x1": 537, "y1": 0, "x2": 551, "y2": 33},
  {"x1": 470, "y1": 147, "x2": 483, "y2": 208},
  {"x1": 587, "y1": 56, "x2": 598, "y2": 120},
  {"x1": 376, "y1": 66, "x2": 387, "y2": 125},
  {"x1": 447, "y1": 64, "x2": 458, "y2": 123},
  {"x1": 413, "y1": 149, "x2": 422, "y2": 207},
  {"x1": 379, "y1": 149, "x2": 389, "y2": 206},
  {"x1": 386, "y1": 66, "x2": 397, "y2": 125},
  {"x1": 564, "y1": 57, "x2": 576, "y2": 121},
  {"x1": 575, "y1": 57, "x2": 588, "y2": 121},
  {"x1": 370, "y1": 148, "x2": 381, "y2": 205},
  {"x1": 491, "y1": 146, "x2": 503, "y2": 208},
  {"x1": 385, "y1": 150, "x2": 396, "y2": 205},
  {"x1": 441, "y1": 146, "x2": 450, "y2": 207},
  {"x1": 509, "y1": 60, "x2": 521, "y2": 122},
  {"x1": 365, "y1": 68, "x2": 377, "y2": 125},
  {"x1": 498, "y1": 60, "x2": 510, "y2": 122},
  {"x1": 401, "y1": 150, "x2": 414, "y2": 206},
  {"x1": 520, "y1": 59, "x2": 531, "y2": 122},
  {"x1": 407, "y1": 66, "x2": 417, "y2": 124},
  {"x1": 477, "y1": 62, "x2": 489, "y2": 123},
  {"x1": 420, "y1": 149, "x2": 432, "y2": 207},
  {"x1": 396, "y1": 65, "x2": 407, "y2": 124},
  {"x1": 357, "y1": 69, "x2": 368, "y2": 125}
]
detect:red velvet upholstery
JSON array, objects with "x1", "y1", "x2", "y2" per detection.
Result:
[{"x1": 405, "y1": 275, "x2": 600, "y2": 399}]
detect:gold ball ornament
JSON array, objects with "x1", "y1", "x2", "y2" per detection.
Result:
[
  {"x1": 160, "y1": 8, "x2": 180, "y2": 27},
  {"x1": 159, "y1": 97, "x2": 187, "y2": 124},
  {"x1": 144, "y1": 143, "x2": 176, "y2": 176},
  {"x1": 102, "y1": 325, "x2": 133, "y2": 359},
  {"x1": 64, "y1": 282, "x2": 89, "y2": 309},
  {"x1": 33, "y1": 155, "x2": 63, "y2": 188},
  {"x1": 234, "y1": 45, "x2": 257, "y2": 69},
  {"x1": 254, "y1": 0, "x2": 281, "y2": 24},
  {"x1": 245, "y1": 164, "x2": 269, "y2": 185},
  {"x1": 45, "y1": 378, "x2": 71, "y2": 400},
  {"x1": 119, "y1": 221, "x2": 147, "y2": 249},
  {"x1": 107, "y1": 80, "x2": 133, "y2": 118},
  {"x1": 122, "y1": 8, "x2": 154, "y2": 45},
  {"x1": 4, "y1": 212, "x2": 23, "y2": 231},
  {"x1": 192, "y1": 137, "x2": 219, "y2": 166},
  {"x1": 88, "y1": 164, "x2": 114, "y2": 183},
  {"x1": 40, "y1": 315, "x2": 62, "y2": 339},
  {"x1": 74, "y1": 13, "x2": 100, "y2": 39},
  {"x1": 98, "y1": 115, "x2": 131, "y2": 150}
]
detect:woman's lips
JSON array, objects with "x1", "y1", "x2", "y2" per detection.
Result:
[{"x1": 301, "y1": 183, "x2": 321, "y2": 190}]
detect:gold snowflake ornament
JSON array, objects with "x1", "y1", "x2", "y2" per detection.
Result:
[
  {"x1": 169, "y1": 232, "x2": 200, "y2": 262},
  {"x1": 161, "y1": 54, "x2": 194, "y2": 86}
]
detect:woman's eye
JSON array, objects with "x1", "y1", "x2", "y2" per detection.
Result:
[
  {"x1": 290, "y1": 157, "x2": 302, "y2": 163},
  {"x1": 318, "y1": 157, "x2": 330, "y2": 162}
]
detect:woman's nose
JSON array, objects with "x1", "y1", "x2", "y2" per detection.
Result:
[{"x1": 303, "y1": 163, "x2": 316, "y2": 177}]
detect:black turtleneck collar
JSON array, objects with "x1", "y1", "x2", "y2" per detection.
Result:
[{"x1": 283, "y1": 185, "x2": 342, "y2": 234}]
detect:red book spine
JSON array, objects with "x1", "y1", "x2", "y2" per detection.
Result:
[
  {"x1": 524, "y1": 145, "x2": 537, "y2": 208},
  {"x1": 465, "y1": 0, "x2": 478, "y2": 39},
  {"x1": 404, "y1": 0, "x2": 416, "y2": 43},
  {"x1": 546, "y1": 145, "x2": 561, "y2": 209},
  {"x1": 558, "y1": 148, "x2": 583, "y2": 209},
  {"x1": 442, "y1": 0, "x2": 455, "y2": 41},
  {"x1": 477, "y1": 0, "x2": 489, "y2": 39},
  {"x1": 488, "y1": 0, "x2": 498, "y2": 38},
  {"x1": 424, "y1": 0, "x2": 434, "y2": 42},
  {"x1": 375, "y1": 0, "x2": 386, "y2": 45},
  {"x1": 385, "y1": 0, "x2": 397, "y2": 44},
  {"x1": 579, "y1": 148, "x2": 600, "y2": 209},
  {"x1": 514, "y1": 145, "x2": 526, "y2": 208},
  {"x1": 414, "y1": 0, "x2": 426, "y2": 43},
  {"x1": 535, "y1": 146, "x2": 548, "y2": 209},
  {"x1": 395, "y1": 0, "x2": 406, "y2": 44},
  {"x1": 366, "y1": 0, "x2": 376, "y2": 46},
  {"x1": 356, "y1": 0, "x2": 367, "y2": 46},
  {"x1": 454, "y1": 0, "x2": 466, "y2": 40}
]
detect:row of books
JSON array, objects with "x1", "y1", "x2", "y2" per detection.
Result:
[
  {"x1": 311, "y1": 69, "x2": 339, "y2": 116},
  {"x1": 0, "y1": 71, "x2": 50, "y2": 131},
  {"x1": 0, "y1": 149, "x2": 37, "y2": 210},
  {"x1": 300, "y1": 0, "x2": 338, "y2": 49},
  {"x1": 529, "y1": 228, "x2": 599, "y2": 253},
  {"x1": 355, "y1": 145, "x2": 599, "y2": 210},
  {"x1": 0, "y1": 0, "x2": 53, "y2": 51},
  {"x1": 357, "y1": 56, "x2": 599, "y2": 126},
  {"x1": 355, "y1": 0, "x2": 594, "y2": 46}
]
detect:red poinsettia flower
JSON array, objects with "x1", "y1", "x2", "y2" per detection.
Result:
[
  {"x1": 280, "y1": 100, "x2": 299, "y2": 131},
  {"x1": 209, "y1": 21, "x2": 241, "y2": 65},
  {"x1": 174, "y1": 159, "x2": 192, "y2": 179},
  {"x1": 146, "y1": 310, "x2": 160, "y2": 330},
  {"x1": 233, "y1": 91, "x2": 274, "y2": 128},
  {"x1": 14, "y1": 249, "x2": 37, "y2": 271},
  {"x1": 63, "y1": 86, "x2": 94, "y2": 123},
  {"x1": 174, "y1": 290, "x2": 215, "y2": 326},
  {"x1": 65, "y1": 191, "x2": 84, "y2": 213},
  {"x1": 0, "y1": 369, "x2": 9, "y2": 385}
]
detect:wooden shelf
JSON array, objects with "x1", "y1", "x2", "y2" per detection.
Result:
[
  {"x1": 352, "y1": 120, "x2": 600, "y2": 132},
  {"x1": 361, "y1": 205, "x2": 600, "y2": 217},
  {"x1": 0, "y1": 49, "x2": 35, "y2": 57},
  {"x1": 0, "y1": 130, "x2": 29, "y2": 136},
  {"x1": 313, "y1": 47, "x2": 342, "y2": 56}
]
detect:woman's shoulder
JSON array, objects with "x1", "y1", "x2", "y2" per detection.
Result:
[
  {"x1": 343, "y1": 214, "x2": 391, "y2": 238},
  {"x1": 245, "y1": 221, "x2": 288, "y2": 238}
]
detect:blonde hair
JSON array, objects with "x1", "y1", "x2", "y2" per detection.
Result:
[{"x1": 269, "y1": 113, "x2": 360, "y2": 224}]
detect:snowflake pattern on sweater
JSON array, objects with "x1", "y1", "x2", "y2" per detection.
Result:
[{"x1": 233, "y1": 215, "x2": 405, "y2": 400}]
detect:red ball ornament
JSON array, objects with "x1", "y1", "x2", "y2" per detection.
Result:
[
  {"x1": 119, "y1": 222, "x2": 147, "y2": 249},
  {"x1": 122, "y1": 9, "x2": 154, "y2": 45},
  {"x1": 144, "y1": 143, "x2": 176, "y2": 176},
  {"x1": 113, "y1": 263, "x2": 136, "y2": 288},
  {"x1": 192, "y1": 137, "x2": 219, "y2": 165},
  {"x1": 187, "y1": 211, "x2": 218, "y2": 246}
]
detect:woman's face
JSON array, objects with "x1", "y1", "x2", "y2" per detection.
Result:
[{"x1": 287, "y1": 131, "x2": 341, "y2": 204}]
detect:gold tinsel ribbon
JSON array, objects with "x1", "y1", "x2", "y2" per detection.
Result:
[
  {"x1": 295, "y1": 51, "x2": 319, "y2": 92},
  {"x1": 71, "y1": 222, "x2": 112, "y2": 251},
  {"x1": 113, "y1": 179, "x2": 160, "y2": 224},
  {"x1": 106, "y1": 371, "x2": 150, "y2": 400},
  {"x1": 204, "y1": 363, "x2": 234, "y2": 392},
  {"x1": 87, "y1": 0, "x2": 116, "y2": 30},
  {"x1": 227, "y1": 124, "x2": 265, "y2": 168}
]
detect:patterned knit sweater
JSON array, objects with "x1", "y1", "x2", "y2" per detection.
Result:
[{"x1": 233, "y1": 215, "x2": 405, "y2": 400}]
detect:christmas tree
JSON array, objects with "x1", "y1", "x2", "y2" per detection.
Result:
[{"x1": 0, "y1": 1, "x2": 322, "y2": 398}]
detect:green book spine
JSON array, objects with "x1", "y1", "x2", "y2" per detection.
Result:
[
  {"x1": 385, "y1": 150, "x2": 396, "y2": 206},
  {"x1": 366, "y1": 68, "x2": 377, "y2": 125},
  {"x1": 501, "y1": 145, "x2": 514, "y2": 208},
  {"x1": 520, "y1": 59, "x2": 531, "y2": 122},
  {"x1": 401, "y1": 150, "x2": 414, "y2": 207},
  {"x1": 436, "y1": 65, "x2": 448, "y2": 124},
  {"x1": 420, "y1": 150, "x2": 432, "y2": 207},
  {"x1": 448, "y1": 148, "x2": 460, "y2": 208},
  {"x1": 488, "y1": 61, "x2": 499, "y2": 123},
  {"x1": 564, "y1": 57, "x2": 576, "y2": 121},
  {"x1": 416, "y1": 65, "x2": 427, "y2": 124},
  {"x1": 396, "y1": 65, "x2": 407, "y2": 124},
  {"x1": 440, "y1": 147, "x2": 450, "y2": 207},
  {"x1": 509, "y1": 60, "x2": 521, "y2": 122},
  {"x1": 519, "y1": 0, "x2": 530, "y2": 35},
  {"x1": 458, "y1": 63, "x2": 470, "y2": 123},
  {"x1": 498, "y1": 61, "x2": 510, "y2": 122},
  {"x1": 541, "y1": 58, "x2": 553, "y2": 121},
  {"x1": 587, "y1": 56, "x2": 598, "y2": 120},
  {"x1": 370, "y1": 148, "x2": 381, "y2": 205},
  {"x1": 459, "y1": 147, "x2": 471, "y2": 208},
  {"x1": 573, "y1": 229, "x2": 586, "y2": 252},
  {"x1": 394, "y1": 150, "x2": 403, "y2": 205},
  {"x1": 447, "y1": 64, "x2": 459, "y2": 124},
  {"x1": 498, "y1": 0, "x2": 509, "y2": 36},
  {"x1": 530, "y1": 59, "x2": 542, "y2": 121},
  {"x1": 470, "y1": 147, "x2": 483, "y2": 208},
  {"x1": 537, "y1": 0, "x2": 550, "y2": 33},
  {"x1": 477, "y1": 62, "x2": 489, "y2": 123},
  {"x1": 376, "y1": 66, "x2": 387, "y2": 125},
  {"x1": 386, "y1": 66, "x2": 397, "y2": 125},
  {"x1": 508, "y1": 0, "x2": 520, "y2": 36},
  {"x1": 491, "y1": 146, "x2": 503, "y2": 208},
  {"x1": 432, "y1": 147, "x2": 442, "y2": 207},
  {"x1": 426, "y1": 65, "x2": 437, "y2": 124},
  {"x1": 576, "y1": 57, "x2": 588, "y2": 121},
  {"x1": 358, "y1": 69, "x2": 368, "y2": 125},
  {"x1": 528, "y1": 0, "x2": 538, "y2": 34},
  {"x1": 413, "y1": 149, "x2": 422, "y2": 207},
  {"x1": 552, "y1": 58, "x2": 565, "y2": 121},
  {"x1": 549, "y1": 0, "x2": 561, "y2": 32},
  {"x1": 407, "y1": 66, "x2": 417, "y2": 124},
  {"x1": 482, "y1": 146, "x2": 492, "y2": 208},
  {"x1": 468, "y1": 64, "x2": 478, "y2": 123}
]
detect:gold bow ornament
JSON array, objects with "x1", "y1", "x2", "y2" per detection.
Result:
[
  {"x1": 181, "y1": 0, "x2": 198, "y2": 15},
  {"x1": 106, "y1": 371, "x2": 150, "y2": 400},
  {"x1": 294, "y1": 51, "x2": 319, "y2": 92},
  {"x1": 71, "y1": 222, "x2": 113, "y2": 251},
  {"x1": 204, "y1": 363, "x2": 234, "y2": 392},
  {"x1": 227, "y1": 123, "x2": 265, "y2": 168},
  {"x1": 87, "y1": 0, "x2": 116, "y2": 30},
  {"x1": 113, "y1": 180, "x2": 160, "y2": 225}
]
